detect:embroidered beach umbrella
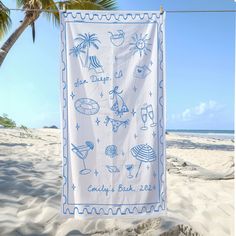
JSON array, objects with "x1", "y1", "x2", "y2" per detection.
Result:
[{"x1": 131, "y1": 144, "x2": 157, "y2": 178}]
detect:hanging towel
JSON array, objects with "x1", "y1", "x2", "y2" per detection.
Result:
[{"x1": 60, "y1": 10, "x2": 166, "y2": 218}]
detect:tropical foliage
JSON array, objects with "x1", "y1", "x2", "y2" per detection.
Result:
[
  {"x1": 0, "y1": 1, "x2": 11, "y2": 39},
  {"x1": 0, "y1": 0, "x2": 117, "y2": 66},
  {"x1": 0, "y1": 113, "x2": 16, "y2": 128}
]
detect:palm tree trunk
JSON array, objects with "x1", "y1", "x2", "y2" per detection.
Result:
[
  {"x1": 85, "y1": 47, "x2": 89, "y2": 67},
  {"x1": 0, "y1": 15, "x2": 38, "y2": 67}
]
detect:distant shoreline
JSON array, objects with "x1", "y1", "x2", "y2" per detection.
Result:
[
  {"x1": 167, "y1": 129, "x2": 234, "y2": 134},
  {"x1": 167, "y1": 129, "x2": 234, "y2": 140}
]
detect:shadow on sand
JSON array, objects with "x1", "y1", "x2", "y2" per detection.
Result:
[
  {"x1": 167, "y1": 139, "x2": 234, "y2": 151},
  {"x1": 0, "y1": 159, "x2": 60, "y2": 200}
]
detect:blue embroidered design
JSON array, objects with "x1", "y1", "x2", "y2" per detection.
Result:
[
  {"x1": 74, "y1": 78, "x2": 88, "y2": 88},
  {"x1": 94, "y1": 169, "x2": 99, "y2": 176},
  {"x1": 140, "y1": 104, "x2": 157, "y2": 130},
  {"x1": 125, "y1": 164, "x2": 134, "y2": 179},
  {"x1": 61, "y1": 11, "x2": 166, "y2": 217},
  {"x1": 152, "y1": 131, "x2": 156, "y2": 138},
  {"x1": 70, "y1": 33, "x2": 103, "y2": 73},
  {"x1": 71, "y1": 142, "x2": 94, "y2": 175},
  {"x1": 74, "y1": 98, "x2": 100, "y2": 115},
  {"x1": 108, "y1": 30, "x2": 125, "y2": 46},
  {"x1": 89, "y1": 56, "x2": 104, "y2": 74},
  {"x1": 114, "y1": 70, "x2": 123, "y2": 79},
  {"x1": 104, "y1": 116, "x2": 129, "y2": 133},
  {"x1": 69, "y1": 46, "x2": 85, "y2": 65},
  {"x1": 130, "y1": 144, "x2": 157, "y2": 178},
  {"x1": 70, "y1": 92, "x2": 75, "y2": 100},
  {"x1": 95, "y1": 117, "x2": 100, "y2": 126},
  {"x1": 109, "y1": 86, "x2": 129, "y2": 117},
  {"x1": 106, "y1": 165, "x2": 120, "y2": 173},
  {"x1": 63, "y1": 12, "x2": 160, "y2": 21},
  {"x1": 76, "y1": 123, "x2": 80, "y2": 130},
  {"x1": 131, "y1": 109, "x2": 136, "y2": 117},
  {"x1": 146, "y1": 104, "x2": 157, "y2": 127},
  {"x1": 134, "y1": 65, "x2": 151, "y2": 79},
  {"x1": 129, "y1": 33, "x2": 151, "y2": 57},
  {"x1": 140, "y1": 106, "x2": 148, "y2": 130},
  {"x1": 105, "y1": 145, "x2": 118, "y2": 158}
]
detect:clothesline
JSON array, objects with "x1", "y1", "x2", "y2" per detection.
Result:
[{"x1": 0, "y1": 8, "x2": 236, "y2": 13}]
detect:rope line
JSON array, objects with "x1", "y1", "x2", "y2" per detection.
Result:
[
  {"x1": 0, "y1": 8, "x2": 235, "y2": 13},
  {"x1": 166, "y1": 10, "x2": 236, "y2": 13}
]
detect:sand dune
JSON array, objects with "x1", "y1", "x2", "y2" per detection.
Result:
[{"x1": 0, "y1": 129, "x2": 234, "y2": 235}]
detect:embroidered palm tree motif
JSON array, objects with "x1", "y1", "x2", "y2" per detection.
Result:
[
  {"x1": 70, "y1": 33, "x2": 103, "y2": 74},
  {"x1": 109, "y1": 86, "x2": 129, "y2": 117}
]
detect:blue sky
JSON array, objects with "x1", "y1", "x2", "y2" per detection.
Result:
[{"x1": 0, "y1": 0, "x2": 235, "y2": 129}]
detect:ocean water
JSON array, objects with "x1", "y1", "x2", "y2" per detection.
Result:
[{"x1": 167, "y1": 129, "x2": 234, "y2": 140}]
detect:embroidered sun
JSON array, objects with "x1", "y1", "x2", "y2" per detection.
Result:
[{"x1": 129, "y1": 33, "x2": 152, "y2": 57}]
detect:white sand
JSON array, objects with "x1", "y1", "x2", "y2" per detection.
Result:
[{"x1": 0, "y1": 129, "x2": 234, "y2": 236}]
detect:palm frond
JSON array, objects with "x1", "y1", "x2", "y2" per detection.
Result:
[
  {"x1": 0, "y1": 1, "x2": 11, "y2": 39},
  {"x1": 41, "y1": 0, "x2": 59, "y2": 26},
  {"x1": 63, "y1": 0, "x2": 117, "y2": 10},
  {"x1": 31, "y1": 21, "x2": 36, "y2": 42},
  {"x1": 90, "y1": 0, "x2": 117, "y2": 10},
  {"x1": 16, "y1": 0, "x2": 27, "y2": 8}
]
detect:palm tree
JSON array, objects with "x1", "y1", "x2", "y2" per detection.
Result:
[
  {"x1": 0, "y1": 0, "x2": 117, "y2": 67},
  {"x1": 69, "y1": 45, "x2": 85, "y2": 66},
  {"x1": 75, "y1": 33, "x2": 101, "y2": 67},
  {"x1": 0, "y1": 1, "x2": 11, "y2": 40}
]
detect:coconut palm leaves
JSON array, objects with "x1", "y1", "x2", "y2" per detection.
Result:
[
  {"x1": 0, "y1": 1, "x2": 11, "y2": 39},
  {"x1": 63, "y1": 0, "x2": 117, "y2": 10},
  {"x1": 0, "y1": 0, "x2": 117, "y2": 67}
]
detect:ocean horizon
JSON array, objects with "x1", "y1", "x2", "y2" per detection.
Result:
[
  {"x1": 167, "y1": 129, "x2": 234, "y2": 139},
  {"x1": 167, "y1": 129, "x2": 234, "y2": 134}
]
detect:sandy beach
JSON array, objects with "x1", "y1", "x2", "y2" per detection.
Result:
[{"x1": 0, "y1": 128, "x2": 234, "y2": 236}]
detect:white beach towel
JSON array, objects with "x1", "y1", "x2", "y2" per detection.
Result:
[{"x1": 60, "y1": 10, "x2": 166, "y2": 218}]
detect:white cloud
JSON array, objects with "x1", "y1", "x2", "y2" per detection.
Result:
[{"x1": 172, "y1": 100, "x2": 223, "y2": 122}]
